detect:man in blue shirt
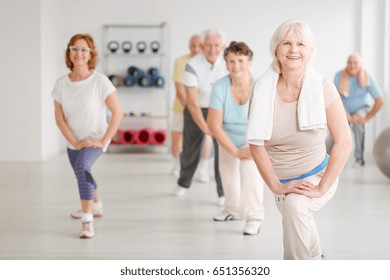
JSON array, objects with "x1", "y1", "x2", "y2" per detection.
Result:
[{"x1": 334, "y1": 53, "x2": 384, "y2": 167}]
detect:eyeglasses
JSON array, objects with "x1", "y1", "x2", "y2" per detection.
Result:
[{"x1": 69, "y1": 46, "x2": 91, "y2": 54}]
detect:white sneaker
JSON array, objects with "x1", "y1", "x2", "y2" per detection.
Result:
[
  {"x1": 321, "y1": 250, "x2": 326, "y2": 260},
  {"x1": 170, "y1": 160, "x2": 180, "y2": 177},
  {"x1": 71, "y1": 208, "x2": 103, "y2": 219},
  {"x1": 195, "y1": 168, "x2": 210, "y2": 183},
  {"x1": 195, "y1": 159, "x2": 210, "y2": 183},
  {"x1": 217, "y1": 196, "x2": 225, "y2": 207},
  {"x1": 213, "y1": 210, "x2": 239, "y2": 221},
  {"x1": 80, "y1": 221, "x2": 95, "y2": 238},
  {"x1": 172, "y1": 186, "x2": 186, "y2": 197},
  {"x1": 243, "y1": 219, "x2": 262, "y2": 235},
  {"x1": 171, "y1": 166, "x2": 180, "y2": 178},
  {"x1": 311, "y1": 250, "x2": 326, "y2": 260}
]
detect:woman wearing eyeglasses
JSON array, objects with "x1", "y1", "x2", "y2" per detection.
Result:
[{"x1": 52, "y1": 34, "x2": 123, "y2": 238}]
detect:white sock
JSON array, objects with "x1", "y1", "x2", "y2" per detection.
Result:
[
  {"x1": 198, "y1": 159, "x2": 209, "y2": 170},
  {"x1": 92, "y1": 201, "x2": 102, "y2": 211},
  {"x1": 81, "y1": 213, "x2": 93, "y2": 223}
]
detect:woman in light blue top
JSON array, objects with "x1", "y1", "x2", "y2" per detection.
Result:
[{"x1": 208, "y1": 41, "x2": 265, "y2": 235}]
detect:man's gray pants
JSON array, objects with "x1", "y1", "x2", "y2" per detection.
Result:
[
  {"x1": 178, "y1": 107, "x2": 224, "y2": 197},
  {"x1": 351, "y1": 108, "x2": 369, "y2": 161}
]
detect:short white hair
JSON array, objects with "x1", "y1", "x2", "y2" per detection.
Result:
[
  {"x1": 270, "y1": 19, "x2": 316, "y2": 72},
  {"x1": 200, "y1": 28, "x2": 226, "y2": 45}
]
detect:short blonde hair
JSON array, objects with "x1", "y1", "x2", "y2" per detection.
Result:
[{"x1": 270, "y1": 19, "x2": 315, "y2": 72}]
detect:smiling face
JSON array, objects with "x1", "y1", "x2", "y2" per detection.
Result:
[
  {"x1": 202, "y1": 34, "x2": 224, "y2": 64},
  {"x1": 69, "y1": 39, "x2": 91, "y2": 69},
  {"x1": 225, "y1": 52, "x2": 252, "y2": 78},
  {"x1": 346, "y1": 55, "x2": 362, "y2": 76},
  {"x1": 276, "y1": 30, "x2": 311, "y2": 73}
]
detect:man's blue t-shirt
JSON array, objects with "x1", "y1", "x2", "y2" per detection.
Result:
[{"x1": 334, "y1": 70, "x2": 382, "y2": 114}]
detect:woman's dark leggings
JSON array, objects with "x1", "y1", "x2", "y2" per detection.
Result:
[{"x1": 67, "y1": 148, "x2": 103, "y2": 200}]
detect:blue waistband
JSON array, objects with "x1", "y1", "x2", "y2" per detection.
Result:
[{"x1": 279, "y1": 154, "x2": 329, "y2": 184}]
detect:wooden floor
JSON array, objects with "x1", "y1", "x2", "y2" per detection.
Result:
[{"x1": 0, "y1": 152, "x2": 389, "y2": 260}]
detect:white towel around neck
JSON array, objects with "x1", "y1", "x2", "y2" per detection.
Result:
[{"x1": 247, "y1": 65, "x2": 326, "y2": 145}]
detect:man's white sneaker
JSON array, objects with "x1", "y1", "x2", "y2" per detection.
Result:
[
  {"x1": 171, "y1": 166, "x2": 180, "y2": 177},
  {"x1": 194, "y1": 159, "x2": 210, "y2": 183},
  {"x1": 80, "y1": 221, "x2": 95, "y2": 239},
  {"x1": 172, "y1": 186, "x2": 186, "y2": 197},
  {"x1": 243, "y1": 219, "x2": 262, "y2": 235},
  {"x1": 213, "y1": 210, "x2": 239, "y2": 221},
  {"x1": 195, "y1": 168, "x2": 210, "y2": 183},
  {"x1": 71, "y1": 208, "x2": 103, "y2": 219}
]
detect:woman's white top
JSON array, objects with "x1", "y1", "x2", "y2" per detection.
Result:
[{"x1": 52, "y1": 71, "x2": 116, "y2": 150}]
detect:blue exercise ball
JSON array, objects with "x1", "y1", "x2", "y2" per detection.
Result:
[{"x1": 373, "y1": 127, "x2": 390, "y2": 179}]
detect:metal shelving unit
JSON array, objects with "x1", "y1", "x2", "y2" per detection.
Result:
[{"x1": 102, "y1": 23, "x2": 170, "y2": 153}]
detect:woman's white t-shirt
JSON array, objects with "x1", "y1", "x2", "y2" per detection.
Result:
[{"x1": 51, "y1": 71, "x2": 116, "y2": 150}]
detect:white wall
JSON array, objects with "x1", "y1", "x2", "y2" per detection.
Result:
[
  {"x1": 41, "y1": 0, "x2": 64, "y2": 160},
  {"x1": 1, "y1": 0, "x2": 388, "y2": 161},
  {"x1": 360, "y1": 0, "x2": 389, "y2": 150},
  {"x1": 57, "y1": 0, "x2": 357, "y2": 81},
  {"x1": 0, "y1": 0, "x2": 42, "y2": 161},
  {"x1": 384, "y1": 1, "x2": 390, "y2": 133},
  {"x1": 376, "y1": 0, "x2": 390, "y2": 135}
]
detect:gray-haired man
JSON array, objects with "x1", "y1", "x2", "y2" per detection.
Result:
[{"x1": 173, "y1": 29, "x2": 228, "y2": 206}]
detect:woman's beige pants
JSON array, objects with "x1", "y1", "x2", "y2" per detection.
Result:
[
  {"x1": 219, "y1": 147, "x2": 265, "y2": 220},
  {"x1": 274, "y1": 172, "x2": 338, "y2": 260}
]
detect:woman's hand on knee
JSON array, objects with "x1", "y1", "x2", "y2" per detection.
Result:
[
  {"x1": 283, "y1": 180, "x2": 314, "y2": 195},
  {"x1": 302, "y1": 185, "x2": 326, "y2": 198},
  {"x1": 78, "y1": 138, "x2": 104, "y2": 149},
  {"x1": 73, "y1": 141, "x2": 85, "y2": 150}
]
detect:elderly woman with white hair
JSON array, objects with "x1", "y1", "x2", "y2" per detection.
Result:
[
  {"x1": 334, "y1": 53, "x2": 384, "y2": 167},
  {"x1": 247, "y1": 19, "x2": 352, "y2": 259}
]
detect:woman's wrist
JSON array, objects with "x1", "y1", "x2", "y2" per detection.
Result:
[
  {"x1": 231, "y1": 148, "x2": 240, "y2": 157},
  {"x1": 98, "y1": 138, "x2": 107, "y2": 147},
  {"x1": 270, "y1": 181, "x2": 283, "y2": 194},
  {"x1": 71, "y1": 140, "x2": 80, "y2": 148}
]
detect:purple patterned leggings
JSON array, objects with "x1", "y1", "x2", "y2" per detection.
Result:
[{"x1": 67, "y1": 148, "x2": 103, "y2": 200}]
